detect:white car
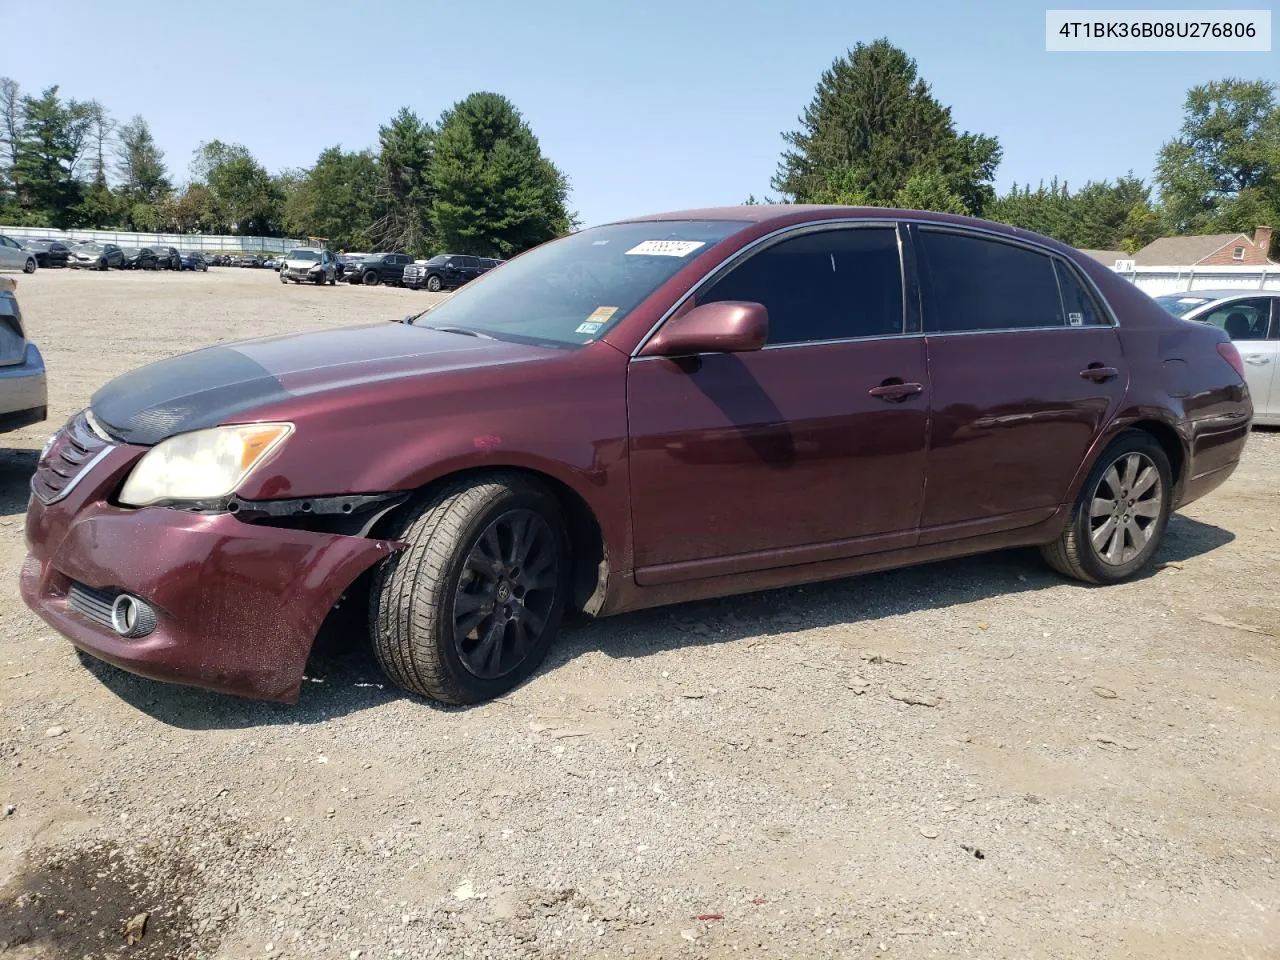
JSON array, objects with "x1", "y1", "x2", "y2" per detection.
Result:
[
  {"x1": 1155, "y1": 289, "x2": 1279, "y2": 424},
  {"x1": 279, "y1": 247, "x2": 338, "y2": 285},
  {"x1": 0, "y1": 235, "x2": 38, "y2": 274}
]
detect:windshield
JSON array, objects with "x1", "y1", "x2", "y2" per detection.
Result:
[
  {"x1": 409, "y1": 220, "x2": 747, "y2": 346},
  {"x1": 1154, "y1": 294, "x2": 1213, "y2": 317},
  {"x1": 287, "y1": 249, "x2": 320, "y2": 261},
  {"x1": 82, "y1": 244, "x2": 105, "y2": 253}
]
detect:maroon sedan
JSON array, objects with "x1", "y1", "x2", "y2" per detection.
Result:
[{"x1": 21, "y1": 207, "x2": 1252, "y2": 705}]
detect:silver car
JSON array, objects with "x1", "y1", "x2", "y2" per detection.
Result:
[
  {"x1": 279, "y1": 247, "x2": 337, "y2": 285},
  {"x1": 0, "y1": 234, "x2": 38, "y2": 274},
  {"x1": 0, "y1": 276, "x2": 48, "y2": 432},
  {"x1": 1155, "y1": 289, "x2": 1279, "y2": 425}
]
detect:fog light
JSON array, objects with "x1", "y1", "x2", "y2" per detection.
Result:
[{"x1": 110, "y1": 594, "x2": 157, "y2": 638}]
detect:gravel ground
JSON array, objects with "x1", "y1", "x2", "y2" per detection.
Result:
[{"x1": 1, "y1": 267, "x2": 1277, "y2": 960}]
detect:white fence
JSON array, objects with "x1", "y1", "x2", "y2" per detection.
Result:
[
  {"x1": 0, "y1": 225, "x2": 301, "y2": 254},
  {"x1": 1116, "y1": 264, "x2": 1280, "y2": 296}
]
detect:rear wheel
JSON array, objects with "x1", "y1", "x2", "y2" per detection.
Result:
[
  {"x1": 370, "y1": 474, "x2": 570, "y2": 704},
  {"x1": 23, "y1": 258, "x2": 35, "y2": 274},
  {"x1": 1040, "y1": 430, "x2": 1172, "y2": 584},
  {"x1": 363, "y1": 270, "x2": 380, "y2": 286}
]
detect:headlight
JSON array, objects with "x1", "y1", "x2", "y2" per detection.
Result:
[{"x1": 118, "y1": 423, "x2": 293, "y2": 507}]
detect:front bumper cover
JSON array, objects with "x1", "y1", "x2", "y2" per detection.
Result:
[{"x1": 21, "y1": 444, "x2": 400, "y2": 702}]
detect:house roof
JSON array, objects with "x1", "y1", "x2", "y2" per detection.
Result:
[
  {"x1": 1078, "y1": 249, "x2": 1128, "y2": 265},
  {"x1": 1130, "y1": 233, "x2": 1254, "y2": 266}
]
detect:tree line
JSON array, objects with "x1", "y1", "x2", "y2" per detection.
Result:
[
  {"x1": 759, "y1": 39, "x2": 1280, "y2": 254},
  {"x1": 0, "y1": 80, "x2": 573, "y2": 258},
  {"x1": 3, "y1": 44, "x2": 1278, "y2": 258}
]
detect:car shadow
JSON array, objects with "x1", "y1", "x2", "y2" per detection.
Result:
[
  {"x1": 81, "y1": 513, "x2": 1234, "y2": 730},
  {"x1": 0, "y1": 448, "x2": 38, "y2": 517}
]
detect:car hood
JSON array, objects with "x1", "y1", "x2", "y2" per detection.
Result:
[
  {"x1": 283, "y1": 258, "x2": 321, "y2": 268},
  {"x1": 90, "y1": 322, "x2": 563, "y2": 445}
]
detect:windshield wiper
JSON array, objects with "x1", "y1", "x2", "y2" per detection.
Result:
[{"x1": 419, "y1": 324, "x2": 496, "y2": 340}]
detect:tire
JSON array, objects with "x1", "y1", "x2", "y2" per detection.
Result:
[
  {"x1": 362, "y1": 270, "x2": 380, "y2": 286},
  {"x1": 1040, "y1": 430, "x2": 1173, "y2": 584},
  {"x1": 426, "y1": 274, "x2": 442, "y2": 292},
  {"x1": 23, "y1": 258, "x2": 36, "y2": 274},
  {"x1": 280, "y1": 273, "x2": 287, "y2": 284},
  {"x1": 370, "y1": 473, "x2": 570, "y2": 704}
]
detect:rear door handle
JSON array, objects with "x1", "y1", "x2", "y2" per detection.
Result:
[
  {"x1": 1243, "y1": 355, "x2": 1271, "y2": 365},
  {"x1": 1079, "y1": 365, "x2": 1119, "y2": 382},
  {"x1": 868, "y1": 380, "x2": 924, "y2": 402}
]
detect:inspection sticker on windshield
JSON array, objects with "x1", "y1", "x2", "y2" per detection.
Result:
[
  {"x1": 585, "y1": 306, "x2": 618, "y2": 323},
  {"x1": 625, "y1": 240, "x2": 706, "y2": 257},
  {"x1": 575, "y1": 321, "x2": 605, "y2": 335}
]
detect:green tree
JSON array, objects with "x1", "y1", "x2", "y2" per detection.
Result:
[
  {"x1": 892, "y1": 171, "x2": 967, "y2": 214},
  {"x1": 13, "y1": 86, "x2": 85, "y2": 226},
  {"x1": 374, "y1": 109, "x2": 434, "y2": 254},
  {"x1": 285, "y1": 146, "x2": 382, "y2": 249},
  {"x1": 429, "y1": 92, "x2": 573, "y2": 257},
  {"x1": 772, "y1": 39, "x2": 1001, "y2": 215},
  {"x1": 115, "y1": 115, "x2": 170, "y2": 205},
  {"x1": 1156, "y1": 78, "x2": 1280, "y2": 238},
  {"x1": 987, "y1": 175, "x2": 1167, "y2": 251},
  {"x1": 190, "y1": 140, "x2": 285, "y2": 235}
]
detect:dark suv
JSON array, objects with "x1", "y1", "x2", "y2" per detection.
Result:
[
  {"x1": 403, "y1": 254, "x2": 501, "y2": 291},
  {"x1": 346, "y1": 253, "x2": 413, "y2": 286}
]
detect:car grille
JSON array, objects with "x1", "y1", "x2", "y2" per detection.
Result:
[
  {"x1": 31, "y1": 412, "x2": 114, "y2": 505},
  {"x1": 66, "y1": 581, "x2": 119, "y2": 628}
]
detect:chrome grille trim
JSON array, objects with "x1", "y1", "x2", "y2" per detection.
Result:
[{"x1": 31, "y1": 412, "x2": 116, "y2": 505}]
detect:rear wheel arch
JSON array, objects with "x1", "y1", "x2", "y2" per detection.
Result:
[{"x1": 370, "y1": 465, "x2": 609, "y2": 617}]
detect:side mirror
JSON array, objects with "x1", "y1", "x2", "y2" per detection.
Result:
[{"x1": 641, "y1": 301, "x2": 768, "y2": 357}]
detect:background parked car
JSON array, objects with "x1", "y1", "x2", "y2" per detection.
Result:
[
  {"x1": 279, "y1": 247, "x2": 337, "y2": 285},
  {"x1": 403, "y1": 253, "x2": 488, "y2": 291},
  {"x1": 1155, "y1": 289, "x2": 1279, "y2": 424},
  {"x1": 18, "y1": 239, "x2": 70, "y2": 268},
  {"x1": 0, "y1": 275, "x2": 47, "y2": 433},
  {"x1": 0, "y1": 235, "x2": 37, "y2": 274},
  {"x1": 180, "y1": 252, "x2": 209, "y2": 272},
  {"x1": 263, "y1": 256, "x2": 282, "y2": 270},
  {"x1": 69, "y1": 243, "x2": 125, "y2": 270},
  {"x1": 335, "y1": 253, "x2": 368, "y2": 282},
  {"x1": 346, "y1": 252, "x2": 413, "y2": 286},
  {"x1": 155, "y1": 246, "x2": 181, "y2": 270}
]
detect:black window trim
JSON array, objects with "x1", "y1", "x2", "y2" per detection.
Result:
[
  {"x1": 634, "y1": 219, "x2": 910, "y2": 358},
  {"x1": 632, "y1": 216, "x2": 1119, "y2": 357},
  {"x1": 913, "y1": 224, "x2": 1118, "y2": 336}
]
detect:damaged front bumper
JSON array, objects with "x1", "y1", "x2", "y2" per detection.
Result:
[{"x1": 21, "y1": 443, "x2": 400, "y2": 702}]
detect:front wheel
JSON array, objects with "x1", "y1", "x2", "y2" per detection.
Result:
[
  {"x1": 362, "y1": 270, "x2": 380, "y2": 286},
  {"x1": 426, "y1": 274, "x2": 442, "y2": 292},
  {"x1": 370, "y1": 474, "x2": 570, "y2": 704},
  {"x1": 1040, "y1": 430, "x2": 1172, "y2": 584}
]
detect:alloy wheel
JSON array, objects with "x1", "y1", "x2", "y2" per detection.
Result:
[
  {"x1": 1088, "y1": 452, "x2": 1163, "y2": 566},
  {"x1": 452, "y1": 508, "x2": 560, "y2": 680}
]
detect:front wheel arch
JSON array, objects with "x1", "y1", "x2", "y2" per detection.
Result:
[{"x1": 369, "y1": 466, "x2": 607, "y2": 618}]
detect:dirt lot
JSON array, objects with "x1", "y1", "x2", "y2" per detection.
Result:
[{"x1": 1, "y1": 267, "x2": 1277, "y2": 960}]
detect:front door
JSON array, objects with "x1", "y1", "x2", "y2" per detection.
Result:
[
  {"x1": 627, "y1": 224, "x2": 929, "y2": 584},
  {"x1": 913, "y1": 227, "x2": 1127, "y2": 541}
]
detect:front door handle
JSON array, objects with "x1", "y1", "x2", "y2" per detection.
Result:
[
  {"x1": 1243, "y1": 355, "x2": 1271, "y2": 366},
  {"x1": 1079, "y1": 365, "x2": 1119, "y2": 382},
  {"x1": 868, "y1": 380, "x2": 924, "y2": 402}
]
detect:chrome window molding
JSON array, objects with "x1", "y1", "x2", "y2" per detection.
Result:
[{"x1": 630, "y1": 216, "x2": 1122, "y2": 357}]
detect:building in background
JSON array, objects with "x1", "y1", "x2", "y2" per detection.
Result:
[{"x1": 1130, "y1": 226, "x2": 1276, "y2": 267}]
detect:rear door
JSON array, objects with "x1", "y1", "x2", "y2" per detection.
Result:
[{"x1": 914, "y1": 227, "x2": 1126, "y2": 541}]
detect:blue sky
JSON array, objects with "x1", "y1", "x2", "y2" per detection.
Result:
[{"x1": 4, "y1": 0, "x2": 1276, "y2": 227}]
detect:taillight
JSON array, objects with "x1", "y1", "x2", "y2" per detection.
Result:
[{"x1": 1216, "y1": 341, "x2": 1246, "y2": 380}]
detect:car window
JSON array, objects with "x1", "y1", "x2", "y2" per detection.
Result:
[
  {"x1": 0, "y1": 236, "x2": 16, "y2": 249},
  {"x1": 1201, "y1": 298, "x2": 1273, "y2": 341},
  {"x1": 698, "y1": 226, "x2": 904, "y2": 345},
  {"x1": 1054, "y1": 261, "x2": 1109, "y2": 326},
  {"x1": 920, "y1": 230, "x2": 1064, "y2": 332}
]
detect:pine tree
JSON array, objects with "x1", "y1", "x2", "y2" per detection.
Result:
[
  {"x1": 13, "y1": 86, "x2": 83, "y2": 226},
  {"x1": 772, "y1": 40, "x2": 1000, "y2": 215},
  {"x1": 374, "y1": 109, "x2": 434, "y2": 254},
  {"x1": 430, "y1": 93, "x2": 573, "y2": 257}
]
